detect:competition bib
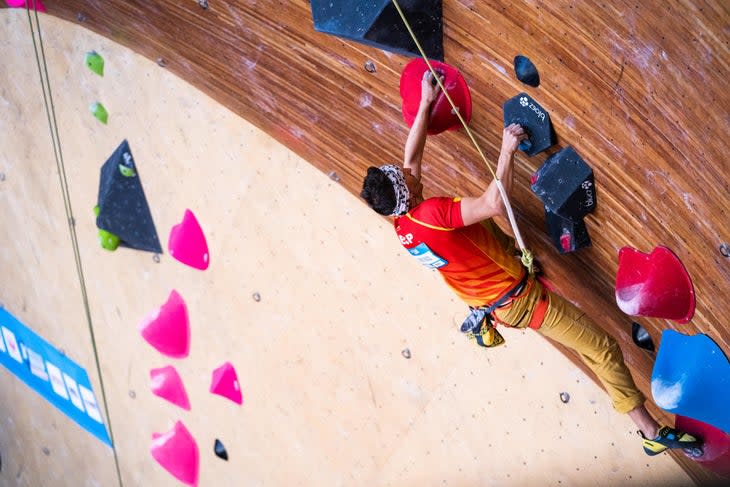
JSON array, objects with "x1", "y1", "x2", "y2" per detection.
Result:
[{"x1": 408, "y1": 243, "x2": 448, "y2": 269}]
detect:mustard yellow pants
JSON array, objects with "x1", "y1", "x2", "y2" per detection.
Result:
[{"x1": 492, "y1": 277, "x2": 646, "y2": 414}]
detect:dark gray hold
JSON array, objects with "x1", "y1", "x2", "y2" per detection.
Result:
[
  {"x1": 514, "y1": 55, "x2": 540, "y2": 87},
  {"x1": 720, "y1": 243, "x2": 730, "y2": 258},
  {"x1": 214, "y1": 439, "x2": 228, "y2": 461},
  {"x1": 631, "y1": 322, "x2": 655, "y2": 352}
]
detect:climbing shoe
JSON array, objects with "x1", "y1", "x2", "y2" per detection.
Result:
[{"x1": 640, "y1": 426, "x2": 702, "y2": 456}]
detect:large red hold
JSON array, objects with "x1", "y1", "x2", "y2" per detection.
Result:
[
  {"x1": 615, "y1": 246, "x2": 695, "y2": 324},
  {"x1": 400, "y1": 58, "x2": 472, "y2": 135}
]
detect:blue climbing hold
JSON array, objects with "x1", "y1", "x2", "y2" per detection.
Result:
[{"x1": 652, "y1": 330, "x2": 730, "y2": 434}]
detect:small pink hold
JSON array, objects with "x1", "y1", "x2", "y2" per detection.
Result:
[
  {"x1": 168, "y1": 209, "x2": 209, "y2": 270},
  {"x1": 150, "y1": 421, "x2": 199, "y2": 487},
  {"x1": 150, "y1": 365, "x2": 191, "y2": 411},
  {"x1": 139, "y1": 290, "x2": 190, "y2": 359},
  {"x1": 5, "y1": 0, "x2": 47, "y2": 12},
  {"x1": 210, "y1": 361, "x2": 243, "y2": 405}
]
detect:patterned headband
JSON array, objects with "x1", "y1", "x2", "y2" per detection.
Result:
[{"x1": 380, "y1": 164, "x2": 410, "y2": 216}]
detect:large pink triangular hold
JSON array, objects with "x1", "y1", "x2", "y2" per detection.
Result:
[
  {"x1": 209, "y1": 361, "x2": 243, "y2": 405},
  {"x1": 5, "y1": 0, "x2": 47, "y2": 12},
  {"x1": 168, "y1": 209, "x2": 209, "y2": 270},
  {"x1": 615, "y1": 246, "x2": 695, "y2": 324},
  {"x1": 150, "y1": 365, "x2": 191, "y2": 411},
  {"x1": 150, "y1": 421, "x2": 199, "y2": 487},
  {"x1": 139, "y1": 290, "x2": 190, "y2": 358}
]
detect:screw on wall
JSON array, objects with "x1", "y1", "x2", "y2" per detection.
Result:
[
  {"x1": 364, "y1": 60, "x2": 376, "y2": 73},
  {"x1": 156, "y1": 58, "x2": 168, "y2": 68},
  {"x1": 401, "y1": 348, "x2": 411, "y2": 359},
  {"x1": 153, "y1": 254, "x2": 161, "y2": 263},
  {"x1": 129, "y1": 390, "x2": 136, "y2": 399},
  {"x1": 328, "y1": 171, "x2": 340, "y2": 182},
  {"x1": 559, "y1": 392, "x2": 570, "y2": 403},
  {"x1": 41, "y1": 447, "x2": 50, "y2": 456},
  {"x1": 198, "y1": 0, "x2": 209, "y2": 9},
  {"x1": 76, "y1": 12, "x2": 87, "y2": 22},
  {"x1": 720, "y1": 243, "x2": 730, "y2": 258},
  {"x1": 252, "y1": 292, "x2": 261, "y2": 302}
]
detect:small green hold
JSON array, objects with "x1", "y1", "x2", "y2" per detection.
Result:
[
  {"x1": 118, "y1": 164, "x2": 136, "y2": 177},
  {"x1": 85, "y1": 51, "x2": 104, "y2": 76},
  {"x1": 90, "y1": 102, "x2": 108, "y2": 124},
  {"x1": 93, "y1": 205, "x2": 120, "y2": 251}
]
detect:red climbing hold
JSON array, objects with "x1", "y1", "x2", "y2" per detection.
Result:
[
  {"x1": 150, "y1": 421, "x2": 199, "y2": 486},
  {"x1": 210, "y1": 361, "x2": 243, "y2": 405},
  {"x1": 150, "y1": 365, "x2": 191, "y2": 411},
  {"x1": 400, "y1": 58, "x2": 472, "y2": 135},
  {"x1": 615, "y1": 246, "x2": 695, "y2": 324},
  {"x1": 168, "y1": 209, "x2": 210, "y2": 270},
  {"x1": 675, "y1": 415, "x2": 730, "y2": 478},
  {"x1": 5, "y1": 0, "x2": 47, "y2": 12},
  {"x1": 139, "y1": 290, "x2": 191, "y2": 359}
]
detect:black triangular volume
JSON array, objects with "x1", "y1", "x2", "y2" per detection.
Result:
[
  {"x1": 214, "y1": 439, "x2": 229, "y2": 461},
  {"x1": 311, "y1": 0, "x2": 443, "y2": 60},
  {"x1": 96, "y1": 140, "x2": 162, "y2": 253}
]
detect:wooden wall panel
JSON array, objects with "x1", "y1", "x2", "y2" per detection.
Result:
[{"x1": 38, "y1": 0, "x2": 730, "y2": 484}]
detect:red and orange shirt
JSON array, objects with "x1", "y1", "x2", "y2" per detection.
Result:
[{"x1": 394, "y1": 197, "x2": 525, "y2": 307}]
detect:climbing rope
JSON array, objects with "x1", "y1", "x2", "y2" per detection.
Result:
[
  {"x1": 24, "y1": 3, "x2": 124, "y2": 486},
  {"x1": 390, "y1": 0, "x2": 534, "y2": 273}
]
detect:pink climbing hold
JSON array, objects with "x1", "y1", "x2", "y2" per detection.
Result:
[
  {"x1": 150, "y1": 421, "x2": 199, "y2": 487},
  {"x1": 168, "y1": 209, "x2": 209, "y2": 270},
  {"x1": 400, "y1": 58, "x2": 472, "y2": 135},
  {"x1": 139, "y1": 290, "x2": 190, "y2": 359},
  {"x1": 615, "y1": 246, "x2": 695, "y2": 324},
  {"x1": 210, "y1": 361, "x2": 243, "y2": 405},
  {"x1": 150, "y1": 365, "x2": 191, "y2": 411},
  {"x1": 5, "y1": 0, "x2": 47, "y2": 12}
]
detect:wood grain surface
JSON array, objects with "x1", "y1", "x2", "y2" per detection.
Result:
[{"x1": 39, "y1": 1, "x2": 730, "y2": 484}]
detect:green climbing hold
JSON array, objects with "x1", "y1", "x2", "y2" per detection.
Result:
[
  {"x1": 93, "y1": 205, "x2": 120, "y2": 251},
  {"x1": 85, "y1": 51, "x2": 104, "y2": 76},
  {"x1": 118, "y1": 164, "x2": 136, "y2": 177},
  {"x1": 90, "y1": 102, "x2": 108, "y2": 124}
]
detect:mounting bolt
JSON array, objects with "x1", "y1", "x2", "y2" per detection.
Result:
[
  {"x1": 401, "y1": 348, "x2": 411, "y2": 359},
  {"x1": 720, "y1": 243, "x2": 730, "y2": 258},
  {"x1": 364, "y1": 60, "x2": 376, "y2": 73},
  {"x1": 198, "y1": 0, "x2": 209, "y2": 9},
  {"x1": 252, "y1": 292, "x2": 261, "y2": 302},
  {"x1": 129, "y1": 390, "x2": 136, "y2": 399},
  {"x1": 76, "y1": 12, "x2": 87, "y2": 22},
  {"x1": 559, "y1": 392, "x2": 570, "y2": 403},
  {"x1": 153, "y1": 254, "x2": 161, "y2": 263},
  {"x1": 156, "y1": 58, "x2": 167, "y2": 68},
  {"x1": 42, "y1": 447, "x2": 50, "y2": 456},
  {"x1": 328, "y1": 171, "x2": 340, "y2": 182}
]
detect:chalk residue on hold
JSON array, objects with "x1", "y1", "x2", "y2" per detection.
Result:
[{"x1": 651, "y1": 376, "x2": 685, "y2": 410}]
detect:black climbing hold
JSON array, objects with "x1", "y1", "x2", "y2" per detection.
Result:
[
  {"x1": 531, "y1": 146, "x2": 597, "y2": 221},
  {"x1": 514, "y1": 55, "x2": 540, "y2": 87},
  {"x1": 214, "y1": 439, "x2": 228, "y2": 461},
  {"x1": 503, "y1": 93, "x2": 555, "y2": 156},
  {"x1": 96, "y1": 140, "x2": 162, "y2": 253},
  {"x1": 544, "y1": 208, "x2": 591, "y2": 254},
  {"x1": 310, "y1": 0, "x2": 443, "y2": 61},
  {"x1": 631, "y1": 322, "x2": 655, "y2": 352}
]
